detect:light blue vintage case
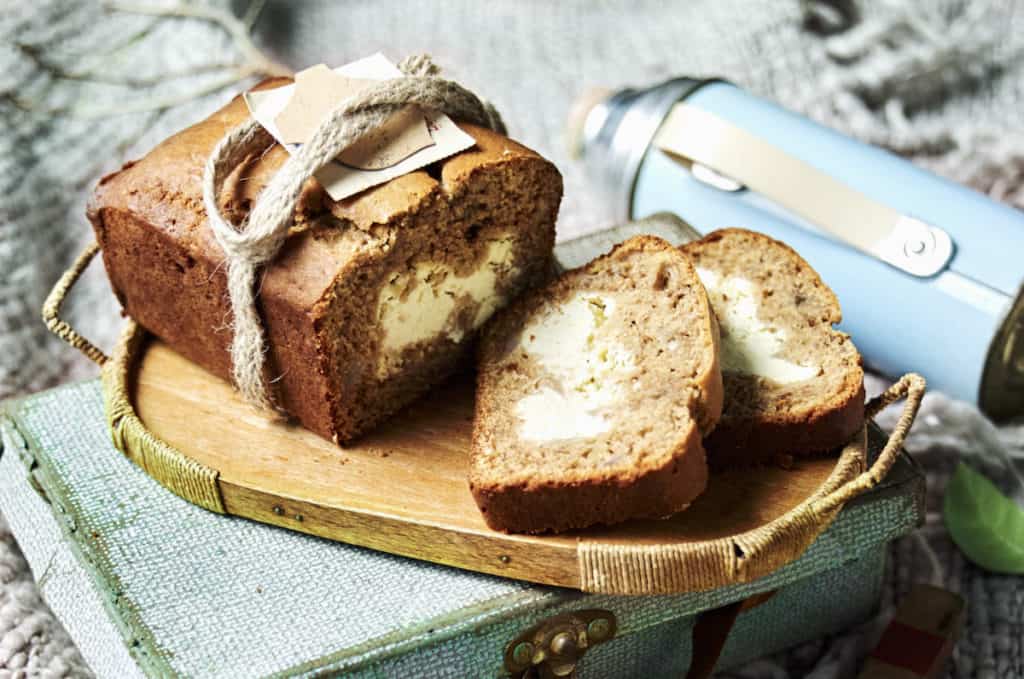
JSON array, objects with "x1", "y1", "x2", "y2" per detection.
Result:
[{"x1": 1, "y1": 381, "x2": 923, "y2": 678}]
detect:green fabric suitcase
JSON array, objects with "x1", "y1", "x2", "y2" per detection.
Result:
[{"x1": 0, "y1": 380, "x2": 923, "y2": 678}]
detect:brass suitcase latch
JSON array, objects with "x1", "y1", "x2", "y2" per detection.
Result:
[{"x1": 504, "y1": 608, "x2": 617, "y2": 678}]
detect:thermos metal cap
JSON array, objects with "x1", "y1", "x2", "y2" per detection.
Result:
[
  {"x1": 565, "y1": 87, "x2": 613, "y2": 159},
  {"x1": 981, "y1": 289, "x2": 1024, "y2": 420},
  {"x1": 568, "y1": 77, "x2": 713, "y2": 223}
]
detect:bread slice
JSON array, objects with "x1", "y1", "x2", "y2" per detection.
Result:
[
  {"x1": 681, "y1": 228, "x2": 864, "y2": 467},
  {"x1": 470, "y1": 236, "x2": 723, "y2": 534}
]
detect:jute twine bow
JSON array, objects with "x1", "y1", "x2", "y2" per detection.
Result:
[{"x1": 202, "y1": 55, "x2": 506, "y2": 411}]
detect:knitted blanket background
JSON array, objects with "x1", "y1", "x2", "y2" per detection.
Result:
[{"x1": 1, "y1": 0, "x2": 1022, "y2": 676}]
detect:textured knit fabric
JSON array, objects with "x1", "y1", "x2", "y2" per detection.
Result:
[{"x1": 1, "y1": 0, "x2": 1022, "y2": 677}]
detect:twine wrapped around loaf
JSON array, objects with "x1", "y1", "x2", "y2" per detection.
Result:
[{"x1": 202, "y1": 55, "x2": 506, "y2": 411}]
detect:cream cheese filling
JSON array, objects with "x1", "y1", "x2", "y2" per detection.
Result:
[
  {"x1": 376, "y1": 237, "x2": 517, "y2": 378},
  {"x1": 696, "y1": 267, "x2": 819, "y2": 383},
  {"x1": 514, "y1": 293, "x2": 635, "y2": 442}
]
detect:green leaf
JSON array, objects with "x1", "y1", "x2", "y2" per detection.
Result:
[{"x1": 944, "y1": 462, "x2": 1024, "y2": 574}]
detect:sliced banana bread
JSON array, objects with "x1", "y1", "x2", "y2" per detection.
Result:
[
  {"x1": 88, "y1": 79, "x2": 561, "y2": 444},
  {"x1": 470, "y1": 236, "x2": 723, "y2": 534},
  {"x1": 682, "y1": 228, "x2": 864, "y2": 467}
]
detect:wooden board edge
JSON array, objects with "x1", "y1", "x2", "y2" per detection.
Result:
[{"x1": 218, "y1": 479, "x2": 583, "y2": 588}]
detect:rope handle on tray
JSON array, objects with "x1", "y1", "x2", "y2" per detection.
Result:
[
  {"x1": 812, "y1": 372, "x2": 926, "y2": 516},
  {"x1": 578, "y1": 373, "x2": 925, "y2": 595},
  {"x1": 42, "y1": 241, "x2": 109, "y2": 366}
]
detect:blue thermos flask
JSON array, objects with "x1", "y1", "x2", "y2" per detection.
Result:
[{"x1": 570, "y1": 78, "x2": 1024, "y2": 420}]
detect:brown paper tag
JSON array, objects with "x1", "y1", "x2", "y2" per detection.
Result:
[
  {"x1": 274, "y1": 64, "x2": 375, "y2": 145},
  {"x1": 273, "y1": 64, "x2": 435, "y2": 171},
  {"x1": 244, "y1": 54, "x2": 475, "y2": 201},
  {"x1": 336, "y1": 105, "x2": 434, "y2": 171}
]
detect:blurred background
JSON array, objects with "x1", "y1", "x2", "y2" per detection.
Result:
[{"x1": 1, "y1": 1, "x2": 1022, "y2": 676}]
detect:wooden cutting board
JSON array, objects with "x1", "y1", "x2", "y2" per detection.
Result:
[{"x1": 126, "y1": 336, "x2": 869, "y2": 593}]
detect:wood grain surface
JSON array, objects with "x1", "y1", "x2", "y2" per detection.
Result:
[{"x1": 133, "y1": 338, "x2": 858, "y2": 589}]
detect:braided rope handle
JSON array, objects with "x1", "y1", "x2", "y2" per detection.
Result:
[
  {"x1": 41, "y1": 241, "x2": 109, "y2": 366},
  {"x1": 813, "y1": 372, "x2": 927, "y2": 516}
]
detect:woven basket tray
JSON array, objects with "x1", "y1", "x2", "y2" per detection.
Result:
[{"x1": 43, "y1": 243, "x2": 925, "y2": 595}]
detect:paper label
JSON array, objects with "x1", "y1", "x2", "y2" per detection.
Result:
[{"x1": 244, "y1": 54, "x2": 475, "y2": 201}]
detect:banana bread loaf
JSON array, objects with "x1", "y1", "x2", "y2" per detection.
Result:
[{"x1": 88, "y1": 81, "x2": 562, "y2": 443}]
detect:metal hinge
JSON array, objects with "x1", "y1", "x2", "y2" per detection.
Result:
[
  {"x1": 1, "y1": 417, "x2": 52, "y2": 505},
  {"x1": 504, "y1": 608, "x2": 617, "y2": 678}
]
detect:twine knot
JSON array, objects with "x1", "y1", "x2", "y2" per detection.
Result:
[{"x1": 202, "y1": 55, "x2": 505, "y2": 411}]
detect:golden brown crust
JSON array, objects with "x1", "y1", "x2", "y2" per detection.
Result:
[
  {"x1": 696, "y1": 306, "x2": 724, "y2": 436},
  {"x1": 682, "y1": 228, "x2": 865, "y2": 467},
  {"x1": 471, "y1": 424, "x2": 708, "y2": 534},
  {"x1": 470, "y1": 236, "x2": 720, "y2": 533},
  {"x1": 88, "y1": 79, "x2": 561, "y2": 443},
  {"x1": 704, "y1": 375, "x2": 865, "y2": 467}
]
